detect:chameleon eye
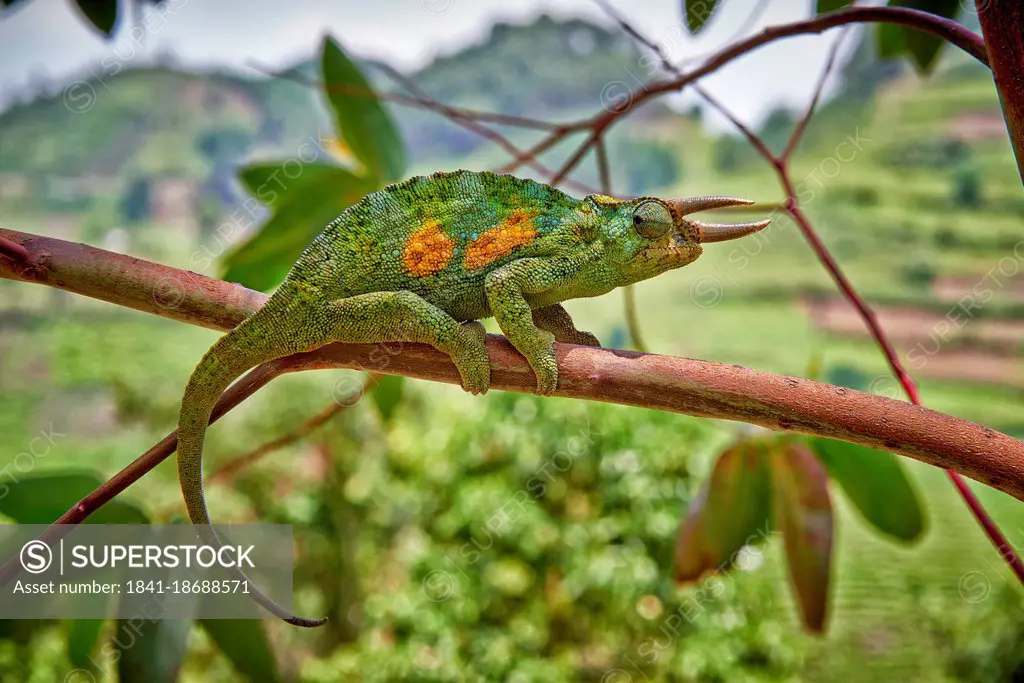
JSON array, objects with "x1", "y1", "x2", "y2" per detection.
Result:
[{"x1": 632, "y1": 200, "x2": 672, "y2": 240}]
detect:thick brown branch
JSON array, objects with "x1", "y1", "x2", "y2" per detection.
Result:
[
  {"x1": 3, "y1": 228, "x2": 1023, "y2": 501},
  {"x1": 976, "y1": 1, "x2": 1024, "y2": 183}
]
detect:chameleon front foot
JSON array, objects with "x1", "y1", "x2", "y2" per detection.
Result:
[
  {"x1": 531, "y1": 303, "x2": 601, "y2": 347},
  {"x1": 563, "y1": 330, "x2": 601, "y2": 347}
]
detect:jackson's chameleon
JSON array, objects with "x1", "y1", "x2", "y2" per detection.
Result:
[{"x1": 176, "y1": 170, "x2": 769, "y2": 625}]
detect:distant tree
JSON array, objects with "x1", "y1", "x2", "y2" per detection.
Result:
[
  {"x1": 119, "y1": 176, "x2": 151, "y2": 224},
  {"x1": 759, "y1": 106, "x2": 797, "y2": 155},
  {"x1": 901, "y1": 260, "x2": 936, "y2": 289},
  {"x1": 621, "y1": 139, "x2": 682, "y2": 195},
  {"x1": 196, "y1": 125, "x2": 252, "y2": 163},
  {"x1": 713, "y1": 134, "x2": 757, "y2": 173},
  {"x1": 951, "y1": 163, "x2": 983, "y2": 208}
]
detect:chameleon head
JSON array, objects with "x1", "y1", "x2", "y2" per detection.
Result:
[{"x1": 586, "y1": 194, "x2": 771, "y2": 286}]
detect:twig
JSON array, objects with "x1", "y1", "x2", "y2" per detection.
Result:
[
  {"x1": 252, "y1": 59, "x2": 601, "y2": 195},
  {"x1": 249, "y1": 60, "x2": 560, "y2": 132},
  {"x1": 0, "y1": 236, "x2": 29, "y2": 264},
  {"x1": 207, "y1": 385, "x2": 367, "y2": 484},
  {"x1": 2, "y1": 228, "x2": 1024, "y2": 503},
  {"x1": 621, "y1": 285, "x2": 648, "y2": 353},
  {"x1": 501, "y1": 6, "x2": 987, "y2": 182},
  {"x1": 594, "y1": 136, "x2": 612, "y2": 194},
  {"x1": 592, "y1": 134, "x2": 648, "y2": 352},
  {"x1": 782, "y1": 29, "x2": 849, "y2": 161},
  {"x1": 373, "y1": 63, "x2": 601, "y2": 195}
]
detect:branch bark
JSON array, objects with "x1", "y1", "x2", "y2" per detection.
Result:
[
  {"x1": 3, "y1": 228, "x2": 1024, "y2": 501},
  {"x1": 976, "y1": 0, "x2": 1024, "y2": 183}
]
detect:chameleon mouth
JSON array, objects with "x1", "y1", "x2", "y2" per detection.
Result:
[
  {"x1": 664, "y1": 196, "x2": 771, "y2": 243},
  {"x1": 635, "y1": 236, "x2": 702, "y2": 264}
]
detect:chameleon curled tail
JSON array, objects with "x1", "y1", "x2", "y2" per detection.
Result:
[{"x1": 177, "y1": 290, "x2": 328, "y2": 627}]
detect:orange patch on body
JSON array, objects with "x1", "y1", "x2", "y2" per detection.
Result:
[
  {"x1": 403, "y1": 221, "x2": 455, "y2": 277},
  {"x1": 464, "y1": 209, "x2": 538, "y2": 270}
]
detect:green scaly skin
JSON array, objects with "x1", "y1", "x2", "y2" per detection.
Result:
[{"x1": 176, "y1": 170, "x2": 766, "y2": 626}]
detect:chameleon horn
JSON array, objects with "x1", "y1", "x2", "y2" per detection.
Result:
[
  {"x1": 669, "y1": 195, "x2": 756, "y2": 214},
  {"x1": 665, "y1": 196, "x2": 770, "y2": 243},
  {"x1": 692, "y1": 218, "x2": 771, "y2": 243}
]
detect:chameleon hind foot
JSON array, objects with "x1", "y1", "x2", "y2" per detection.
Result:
[
  {"x1": 324, "y1": 290, "x2": 491, "y2": 395},
  {"x1": 453, "y1": 320, "x2": 491, "y2": 395}
]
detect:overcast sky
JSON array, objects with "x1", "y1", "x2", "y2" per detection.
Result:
[{"x1": 0, "y1": 0, "x2": 854, "y2": 127}]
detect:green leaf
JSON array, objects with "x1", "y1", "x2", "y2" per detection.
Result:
[
  {"x1": 321, "y1": 36, "x2": 405, "y2": 183},
  {"x1": 683, "y1": 0, "x2": 720, "y2": 33},
  {"x1": 237, "y1": 161, "x2": 342, "y2": 207},
  {"x1": 66, "y1": 619, "x2": 105, "y2": 672},
  {"x1": 816, "y1": 0, "x2": 852, "y2": 12},
  {"x1": 675, "y1": 440, "x2": 772, "y2": 583},
  {"x1": 73, "y1": 0, "x2": 119, "y2": 36},
  {"x1": 201, "y1": 619, "x2": 281, "y2": 683},
  {"x1": 770, "y1": 442, "x2": 833, "y2": 633},
  {"x1": 882, "y1": 0, "x2": 961, "y2": 74},
  {"x1": 116, "y1": 529, "x2": 200, "y2": 683},
  {"x1": 371, "y1": 375, "x2": 405, "y2": 424},
  {"x1": 877, "y1": 23, "x2": 907, "y2": 60},
  {"x1": 810, "y1": 438, "x2": 925, "y2": 542},
  {"x1": 0, "y1": 471, "x2": 148, "y2": 524},
  {"x1": 116, "y1": 619, "x2": 193, "y2": 683},
  {"x1": 222, "y1": 167, "x2": 374, "y2": 291}
]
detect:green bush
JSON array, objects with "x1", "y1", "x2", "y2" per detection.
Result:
[{"x1": 951, "y1": 164, "x2": 983, "y2": 208}]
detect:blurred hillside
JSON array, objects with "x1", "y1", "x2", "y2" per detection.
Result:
[{"x1": 0, "y1": 15, "x2": 692, "y2": 222}]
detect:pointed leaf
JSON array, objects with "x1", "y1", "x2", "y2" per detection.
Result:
[
  {"x1": 222, "y1": 167, "x2": 374, "y2": 291},
  {"x1": 66, "y1": 619, "x2": 105, "y2": 671},
  {"x1": 810, "y1": 438, "x2": 925, "y2": 542},
  {"x1": 73, "y1": 0, "x2": 119, "y2": 37},
  {"x1": 882, "y1": 0, "x2": 960, "y2": 74},
  {"x1": 237, "y1": 161, "x2": 344, "y2": 207},
  {"x1": 816, "y1": 0, "x2": 852, "y2": 12},
  {"x1": 116, "y1": 529, "x2": 200, "y2": 683},
  {"x1": 371, "y1": 375, "x2": 405, "y2": 424},
  {"x1": 201, "y1": 619, "x2": 281, "y2": 683},
  {"x1": 676, "y1": 441, "x2": 772, "y2": 583},
  {"x1": 683, "y1": 0, "x2": 721, "y2": 33},
  {"x1": 321, "y1": 36, "x2": 405, "y2": 183},
  {"x1": 0, "y1": 471, "x2": 148, "y2": 524},
  {"x1": 877, "y1": 23, "x2": 906, "y2": 59},
  {"x1": 116, "y1": 619, "x2": 193, "y2": 683},
  {"x1": 770, "y1": 442, "x2": 833, "y2": 633}
]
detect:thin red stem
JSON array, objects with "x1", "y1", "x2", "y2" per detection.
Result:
[{"x1": 599, "y1": 1, "x2": 1020, "y2": 584}]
